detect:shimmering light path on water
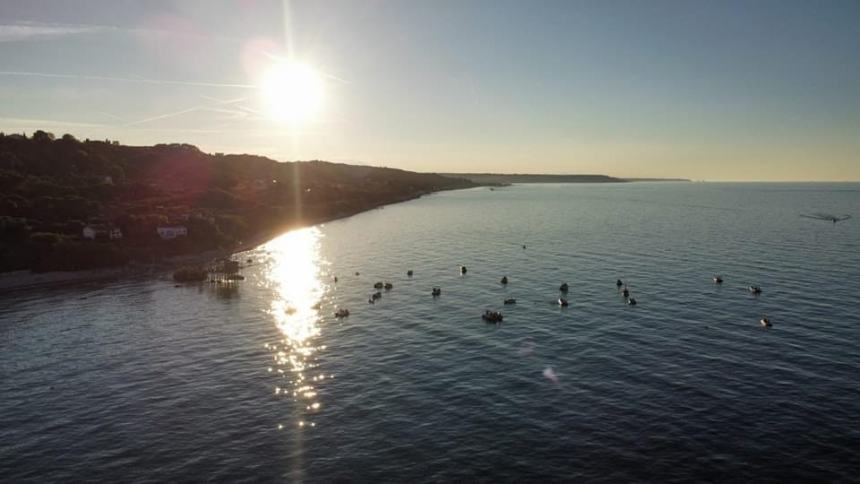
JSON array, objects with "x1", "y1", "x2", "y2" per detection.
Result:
[{"x1": 2, "y1": 183, "x2": 859, "y2": 482}]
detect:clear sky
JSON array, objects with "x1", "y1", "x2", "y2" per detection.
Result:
[{"x1": 1, "y1": 0, "x2": 858, "y2": 180}]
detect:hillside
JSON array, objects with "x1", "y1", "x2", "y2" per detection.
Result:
[{"x1": 0, "y1": 131, "x2": 476, "y2": 272}]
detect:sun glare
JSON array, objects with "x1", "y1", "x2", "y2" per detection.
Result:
[{"x1": 260, "y1": 60, "x2": 324, "y2": 124}]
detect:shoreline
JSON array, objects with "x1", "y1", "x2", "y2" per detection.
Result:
[{"x1": 0, "y1": 186, "x2": 472, "y2": 294}]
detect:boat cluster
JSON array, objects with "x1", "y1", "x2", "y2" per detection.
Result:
[{"x1": 325, "y1": 267, "x2": 772, "y2": 328}]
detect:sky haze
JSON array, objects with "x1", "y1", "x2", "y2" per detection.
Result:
[{"x1": 1, "y1": 0, "x2": 858, "y2": 181}]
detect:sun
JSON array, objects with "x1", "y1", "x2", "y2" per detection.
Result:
[{"x1": 260, "y1": 59, "x2": 324, "y2": 124}]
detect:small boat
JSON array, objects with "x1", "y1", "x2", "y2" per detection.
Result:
[
  {"x1": 373, "y1": 281, "x2": 384, "y2": 289},
  {"x1": 558, "y1": 298, "x2": 569, "y2": 307},
  {"x1": 500, "y1": 276, "x2": 508, "y2": 285},
  {"x1": 384, "y1": 282, "x2": 393, "y2": 290},
  {"x1": 407, "y1": 270, "x2": 414, "y2": 277},
  {"x1": 749, "y1": 285, "x2": 762, "y2": 295},
  {"x1": 334, "y1": 308, "x2": 350, "y2": 318},
  {"x1": 559, "y1": 283, "x2": 569, "y2": 293},
  {"x1": 371, "y1": 291, "x2": 382, "y2": 300},
  {"x1": 627, "y1": 297, "x2": 637, "y2": 306},
  {"x1": 460, "y1": 266, "x2": 467, "y2": 275},
  {"x1": 504, "y1": 298, "x2": 516, "y2": 305},
  {"x1": 355, "y1": 272, "x2": 360, "y2": 276},
  {"x1": 622, "y1": 287, "x2": 629, "y2": 298},
  {"x1": 713, "y1": 275, "x2": 723, "y2": 284},
  {"x1": 334, "y1": 276, "x2": 338, "y2": 283},
  {"x1": 616, "y1": 279, "x2": 623, "y2": 288},
  {"x1": 482, "y1": 310, "x2": 503, "y2": 323},
  {"x1": 760, "y1": 316, "x2": 772, "y2": 327},
  {"x1": 432, "y1": 287, "x2": 442, "y2": 296}
]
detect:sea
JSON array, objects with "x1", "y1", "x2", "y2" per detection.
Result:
[{"x1": 2, "y1": 182, "x2": 859, "y2": 482}]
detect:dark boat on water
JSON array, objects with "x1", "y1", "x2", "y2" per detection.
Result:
[{"x1": 482, "y1": 310, "x2": 503, "y2": 323}]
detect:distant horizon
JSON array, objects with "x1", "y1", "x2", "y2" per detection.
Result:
[
  {"x1": 1, "y1": 0, "x2": 858, "y2": 181},
  {"x1": 5, "y1": 127, "x2": 859, "y2": 183}
]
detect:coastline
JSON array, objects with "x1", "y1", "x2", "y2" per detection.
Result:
[{"x1": 0, "y1": 186, "x2": 472, "y2": 294}]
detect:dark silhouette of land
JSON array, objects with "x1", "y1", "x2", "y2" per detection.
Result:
[
  {"x1": 439, "y1": 173, "x2": 625, "y2": 184},
  {"x1": 622, "y1": 177, "x2": 691, "y2": 182},
  {"x1": 0, "y1": 131, "x2": 476, "y2": 272},
  {"x1": 440, "y1": 173, "x2": 690, "y2": 184}
]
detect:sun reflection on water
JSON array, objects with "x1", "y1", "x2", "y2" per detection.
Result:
[{"x1": 262, "y1": 227, "x2": 329, "y2": 429}]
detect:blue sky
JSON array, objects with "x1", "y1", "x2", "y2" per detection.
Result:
[{"x1": 1, "y1": 0, "x2": 858, "y2": 180}]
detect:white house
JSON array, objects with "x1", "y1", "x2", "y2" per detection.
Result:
[
  {"x1": 83, "y1": 224, "x2": 122, "y2": 240},
  {"x1": 156, "y1": 226, "x2": 188, "y2": 239}
]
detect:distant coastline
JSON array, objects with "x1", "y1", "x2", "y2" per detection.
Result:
[
  {"x1": 622, "y1": 177, "x2": 691, "y2": 182},
  {"x1": 439, "y1": 173, "x2": 690, "y2": 184}
]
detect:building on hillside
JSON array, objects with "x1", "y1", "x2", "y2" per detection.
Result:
[
  {"x1": 83, "y1": 224, "x2": 123, "y2": 240},
  {"x1": 156, "y1": 226, "x2": 188, "y2": 239}
]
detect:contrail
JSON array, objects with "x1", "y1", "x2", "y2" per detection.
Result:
[
  {"x1": 199, "y1": 95, "x2": 248, "y2": 105},
  {"x1": 124, "y1": 95, "x2": 259, "y2": 126},
  {"x1": 125, "y1": 106, "x2": 203, "y2": 126},
  {"x1": 0, "y1": 70, "x2": 256, "y2": 89}
]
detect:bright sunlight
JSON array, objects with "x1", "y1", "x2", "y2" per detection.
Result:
[{"x1": 260, "y1": 59, "x2": 325, "y2": 124}]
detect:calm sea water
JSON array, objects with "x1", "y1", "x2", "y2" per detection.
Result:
[{"x1": 2, "y1": 183, "x2": 859, "y2": 482}]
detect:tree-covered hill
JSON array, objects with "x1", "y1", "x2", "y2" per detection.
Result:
[{"x1": 0, "y1": 131, "x2": 475, "y2": 272}]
